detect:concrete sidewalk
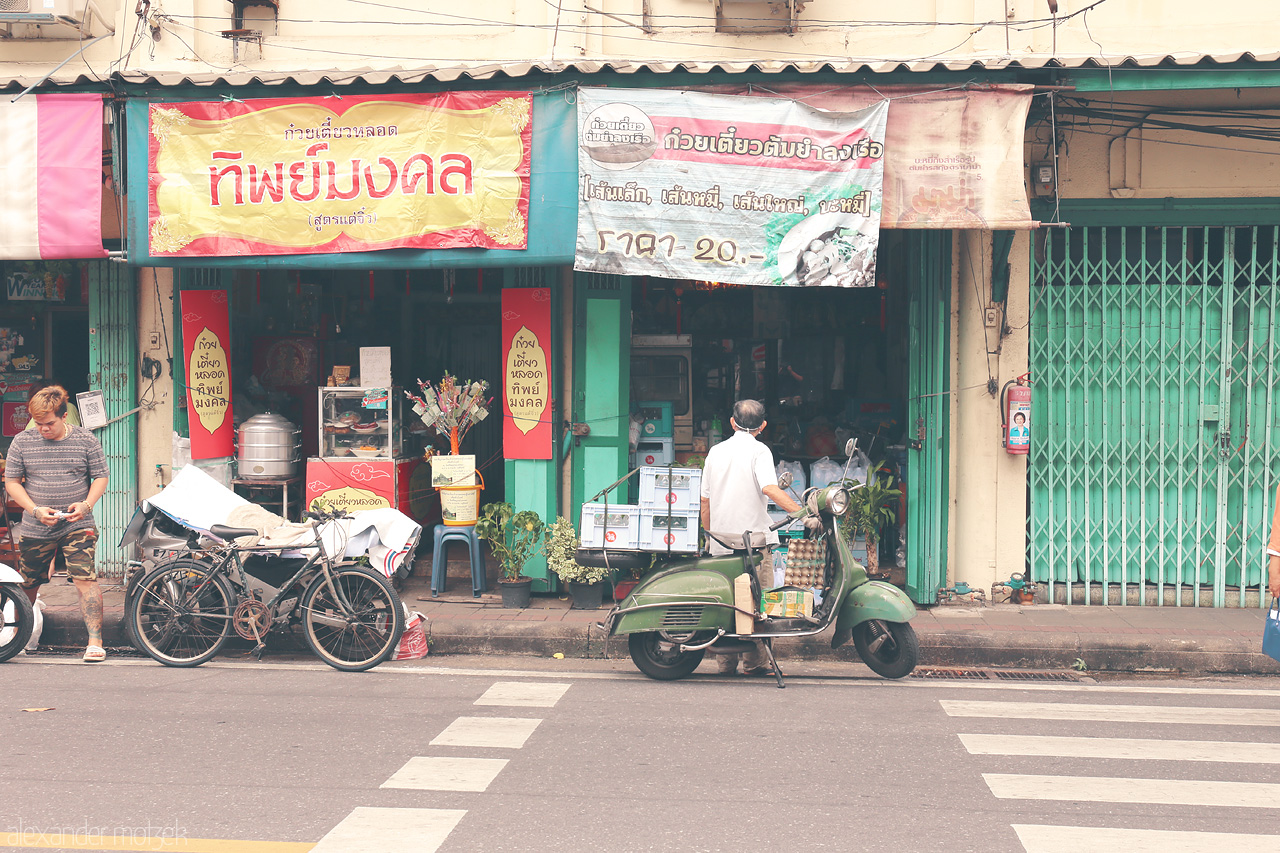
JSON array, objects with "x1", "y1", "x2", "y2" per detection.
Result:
[{"x1": 27, "y1": 560, "x2": 1280, "y2": 676}]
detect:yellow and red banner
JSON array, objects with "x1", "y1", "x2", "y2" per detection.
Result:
[
  {"x1": 148, "y1": 92, "x2": 532, "y2": 257},
  {"x1": 181, "y1": 289, "x2": 234, "y2": 459}
]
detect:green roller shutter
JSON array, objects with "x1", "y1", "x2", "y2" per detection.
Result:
[{"x1": 1030, "y1": 222, "x2": 1280, "y2": 606}]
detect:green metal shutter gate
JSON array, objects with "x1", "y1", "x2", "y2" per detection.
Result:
[
  {"x1": 88, "y1": 261, "x2": 138, "y2": 578},
  {"x1": 1029, "y1": 224, "x2": 1279, "y2": 607},
  {"x1": 906, "y1": 231, "x2": 952, "y2": 605}
]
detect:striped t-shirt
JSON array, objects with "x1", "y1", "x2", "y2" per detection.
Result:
[{"x1": 5, "y1": 424, "x2": 109, "y2": 540}]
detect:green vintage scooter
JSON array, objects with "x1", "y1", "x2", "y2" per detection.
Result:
[{"x1": 589, "y1": 440, "x2": 918, "y2": 688}]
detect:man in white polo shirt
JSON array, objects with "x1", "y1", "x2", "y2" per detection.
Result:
[{"x1": 700, "y1": 399, "x2": 801, "y2": 676}]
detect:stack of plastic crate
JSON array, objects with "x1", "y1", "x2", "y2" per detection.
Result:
[{"x1": 636, "y1": 465, "x2": 702, "y2": 553}]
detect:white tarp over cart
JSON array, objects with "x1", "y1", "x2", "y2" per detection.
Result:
[{"x1": 145, "y1": 465, "x2": 420, "y2": 578}]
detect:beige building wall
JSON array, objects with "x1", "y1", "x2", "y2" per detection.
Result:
[
  {"x1": 1032, "y1": 90, "x2": 1280, "y2": 201},
  {"x1": 950, "y1": 229, "x2": 1031, "y2": 596}
]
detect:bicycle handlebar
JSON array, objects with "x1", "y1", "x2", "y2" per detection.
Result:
[{"x1": 305, "y1": 508, "x2": 350, "y2": 522}]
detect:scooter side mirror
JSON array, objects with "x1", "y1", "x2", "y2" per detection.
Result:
[
  {"x1": 840, "y1": 437, "x2": 859, "y2": 483},
  {"x1": 778, "y1": 471, "x2": 793, "y2": 491}
]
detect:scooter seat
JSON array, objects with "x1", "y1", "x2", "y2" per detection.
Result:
[
  {"x1": 574, "y1": 549, "x2": 651, "y2": 571},
  {"x1": 707, "y1": 531, "x2": 769, "y2": 552}
]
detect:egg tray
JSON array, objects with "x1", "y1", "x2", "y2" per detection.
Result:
[{"x1": 781, "y1": 537, "x2": 828, "y2": 588}]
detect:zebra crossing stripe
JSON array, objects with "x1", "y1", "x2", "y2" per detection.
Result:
[
  {"x1": 960, "y1": 733, "x2": 1280, "y2": 764},
  {"x1": 1012, "y1": 823, "x2": 1280, "y2": 852},
  {"x1": 941, "y1": 699, "x2": 1280, "y2": 726},
  {"x1": 431, "y1": 717, "x2": 543, "y2": 749},
  {"x1": 310, "y1": 807, "x2": 467, "y2": 853},
  {"x1": 474, "y1": 682, "x2": 571, "y2": 707},
  {"x1": 986, "y1": 773, "x2": 1280, "y2": 809},
  {"x1": 380, "y1": 757, "x2": 509, "y2": 792}
]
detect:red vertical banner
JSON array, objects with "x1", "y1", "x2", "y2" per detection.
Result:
[
  {"x1": 181, "y1": 289, "x2": 235, "y2": 459},
  {"x1": 501, "y1": 288, "x2": 552, "y2": 459}
]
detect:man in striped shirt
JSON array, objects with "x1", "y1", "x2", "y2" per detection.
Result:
[{"x1": 5, "y1": 385, "x2": 110, "y2": 662}]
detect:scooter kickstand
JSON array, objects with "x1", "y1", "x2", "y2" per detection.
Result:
[{"x1": 762, "y1": 639, "x2": 785, "y2": 689}]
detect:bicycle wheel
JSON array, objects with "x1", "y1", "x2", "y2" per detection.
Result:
[
  {"x1": 301, "y1": 565, "x2": 404, "y2": 672},
  {"x1": 128, "y1": 559, "x2": 234, "y2": 667}
]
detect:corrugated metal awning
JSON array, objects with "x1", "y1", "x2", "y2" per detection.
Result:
[{"x1": 3, "y1": 50, "x2": 1280, "y2": 91}]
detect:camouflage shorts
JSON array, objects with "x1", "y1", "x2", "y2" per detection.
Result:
[{"x1": 18, "y1": 528, "x2": 98, "y2": 588}]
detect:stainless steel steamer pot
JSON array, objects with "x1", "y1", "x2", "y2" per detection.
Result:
[{"x1": 237, "y1": 413, "x2": 300, "y2": 478}]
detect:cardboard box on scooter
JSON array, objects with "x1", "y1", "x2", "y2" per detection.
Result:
[{"x1": 761, "y1": 587, "x2": 813, "y2": 618}]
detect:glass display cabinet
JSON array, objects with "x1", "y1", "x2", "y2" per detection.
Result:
[{"x1": 318, "y1": 386, "x2": 403, "y2": 460}]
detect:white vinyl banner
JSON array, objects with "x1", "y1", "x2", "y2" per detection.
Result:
[{"x1": 575, "y1": 88, "x2": 888, "y2": 287}]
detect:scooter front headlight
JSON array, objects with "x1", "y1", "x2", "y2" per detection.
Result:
[{"x1": 827, "y1": 486, "x2": 851, "y2": 516}]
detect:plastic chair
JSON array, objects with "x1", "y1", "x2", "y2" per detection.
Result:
[{"x1": 431, "y1": 523, "x2": 485, "y2": 597}]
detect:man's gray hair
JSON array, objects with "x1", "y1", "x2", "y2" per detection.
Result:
[{"x1": 733, "y1": 399, "x2": 766, "y2": 431}]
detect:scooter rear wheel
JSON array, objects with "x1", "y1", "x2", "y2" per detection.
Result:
[
  {"x1": 628, "y1": 631, "x2": 706, "y2": 681},
  {"x1": 853, "y1": 620, "x2": 919, "y2": 679}
]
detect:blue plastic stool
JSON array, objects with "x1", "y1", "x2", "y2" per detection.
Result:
[{"x1": 431, "y1": 524, "x2": 485, "y2": 597}]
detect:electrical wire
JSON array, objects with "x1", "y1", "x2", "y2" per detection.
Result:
[
  {"x1": 150, "y1": 0, "x2": 1113, "y2": 70},
  {"x1": 157, "y1": 14, "x2": 989, "y2": 67},
  {"x1": 964, "y1": 233, "x2": 997, "y2": 391}
]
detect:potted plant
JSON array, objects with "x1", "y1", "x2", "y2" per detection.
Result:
[
  {"x1": 544, "y1": 516, "x2": 608, "y2": 609},
  {"x1": 840, "y1": 463, "x2": 901, "y2": 577},
  {"x1": 474, "y1": 502, "x2": 544, "y2": 608}
]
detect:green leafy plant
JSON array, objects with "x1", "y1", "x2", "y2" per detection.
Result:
[
  {"x1": 839, "y1": 462, "x2": 901, "y2": 573},
  {"x1": 543, "y1": 516, "x2": 607, "y2": 585},
  {"x1": 474, "y1": 502, "x2": 544, "y2": 582}
]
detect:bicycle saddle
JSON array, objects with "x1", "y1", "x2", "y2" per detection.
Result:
[{"x1": 209, "y1": 524, "x2": 261, "y2": 541}]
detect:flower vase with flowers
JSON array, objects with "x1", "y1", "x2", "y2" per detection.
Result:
[{"x1": 404, "y1": 373, "x2": 491, "y2": 455}]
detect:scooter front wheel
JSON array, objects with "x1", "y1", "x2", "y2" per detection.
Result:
[
  {"x1": 0, "y1": 583, "x2": 34, "y2": 662},
  {"x1": 853, "y1": 620, "x2": 919, "y2": 679},
  {"x1": 628, "y1": 631, "x2": 706, "y2": 681}
]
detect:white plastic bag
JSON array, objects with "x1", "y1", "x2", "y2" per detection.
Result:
[
  {"x1": 393, "y1": 611, "x2": 429, "y2": 661},
  {"x1": 776, "y1": 459, "x2": 807, "y2": 494},
  {"x1": 809, "y1": 456, "x2": 843, "y2": 491},
  {"x1": 847, "y1": 449, "x2": 873, "y2": 488}
]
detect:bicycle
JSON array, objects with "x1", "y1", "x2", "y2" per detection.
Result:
[{"x1": 125, "y1": 508, "x2": 406, "y2": 672}]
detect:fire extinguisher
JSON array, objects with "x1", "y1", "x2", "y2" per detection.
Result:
[{"x1": 1000, "y1": 373, "x2": 1031, "y2": 455}]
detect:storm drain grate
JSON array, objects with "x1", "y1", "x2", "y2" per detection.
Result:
[
  {"x1": 993, "y1": 670, "x2": 1079, "y2": 682},
  {"x1": 910, "y1": 667, "x2": 991, "y2": 680}
]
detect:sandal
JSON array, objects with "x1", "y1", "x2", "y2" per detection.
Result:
[
  {"x1": 742, "y1": 664, "x2": 780, "y2": 678},
  {"x1": 82, "y1": 645, "x2": 106, "y2": 663}
]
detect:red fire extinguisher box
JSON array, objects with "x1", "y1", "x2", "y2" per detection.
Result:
[
  {"x1": 1005, "y1": 382, "x2": 1031, "y2": 455},
  {"x1": 305, "y1": 457, "x2": 435, "y2": 523}
]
